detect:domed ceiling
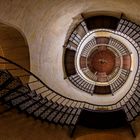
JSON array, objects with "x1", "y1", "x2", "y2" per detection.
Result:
[{"x1": 64, "y1": 15, "x2": 140, "y2": 107}]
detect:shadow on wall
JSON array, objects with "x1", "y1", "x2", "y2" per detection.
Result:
[
  {"x1": 0, "y1": 22, "x2": 30, "y2": 70},
  {"x1": 0, "y1": 21, "x2": 30, "y2": 83}
]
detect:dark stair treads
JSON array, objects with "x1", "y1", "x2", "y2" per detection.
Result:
[
  {"x1": 41, "y1": 104, "x2": 72, "y2": 124},
  {"x1": 65, "y1": 108, "x2": 81, "y2": 126},
  {"x1": 4, "y1": 91, "x2": 23, "y2": 102},
  {"x1": 61, "y1": 106, "x2": 69, "y2": 113},
  {"x1": 3, "y1": 89, "x2": 35, "y2": 103},
  {"x1": 40, "y1": 103, "x2": 59, "y2": 120},
  {"x1": 59, "y1": 107, "x2": 73, "y2": 125},
  {"x1": 65, "y1": 114, "x2": 74, "y2": 125},
  {"x1": 40, "y1": 98, "x2": 48, "y2": 104},
  {"x1": 116, "y1": 19, "x2": 140, "y2": 43},
  {"x1": 133, "y1": 102, "x2": 140, "y2": 114},
  {"x1": 5, "y1": 77, "x2": 22, "y2": 89},
  {"x1": 25, "y1": 102, "x2": 43, "y2": 114},
  {"x1": 65, "y1": 107, "x2": 73, "y2": 114},
  {"x1": 80, "y1": 56, "x2": 86, "y2": 68},
  {"x1": 47, "y1": 110, "x2": 59, "y2": 122},
  {"x1": 50, "y1": 103, "x2": 58, "y2": 109},
  {"x1": 16, "y1": 85, "x2": 31, "y2": 94},
  {"x1": 53, "y1": 112, "x2": 65, "y2": 123},
  {"x1": 109, "y1": 37, "x2": 129, "y2": 55},
  {"x1": 33, "y1": 105, "x2": 48, "y2": 117},
  {"x1": 123, "y1": 96, "x2": 140, "y2": 121},
  {"x1": 0, "y1": 78, "x2": 23, "y2": 98},
  {"x1": 55, "y1": 105, "x2": 63, "y2": 111},
  {"x1": 70, "y1": 21, "x2": 88, "y2": 43},
  {"x1": 27, "y1": 90, "x2": 37, "y2": 98},
  {"x1": 71, "y1": 109, "x2": 82, "y2": 126},
  {"x1": 46, "y1": 105, "x2": 64, "y2": 123},
  {"x1": 18, "y1": 94, "x2": 43, "y2": 111},
  {"x1": 10, "y1": 95, "x2": 30, "y2": 106},
  {"x1": 71, "y1": 108, "x2": 78, "y2": 115},
  {"x1": 59, "y1": 113, "x2": 69, "y2": 125},
  {"x1": 19, "y1": 99, "x2": 39, "y2": 111},
  {"x1": 33, "y1": 101, "x2": 53, "y2": 117},
  {"x1": 40, "y1": 108, "x2": 54, "y2": 120},
  {"x1": 0, "y1": 70, "x2": 13, "y2": 88},
  {"x1": 0, "y1": 70, "x2": 5, "y2": 75},
  {"x1": 85, "y1": 16, "x2": 119, "y2": 30},
  {"x1": 30, "y1": 93, "x2": 42, "y2": 100},
  {"x1": 71, "y1": 115, "x2": 79, "y2": 125},
  {"x1": 69, "y1": 74, "x2": 94, "y2": 95},
  {"x1": 52, "y1": 106, "x2": 69, "y2": 123},
  {"x1": 66, "y1": 21, "x2": 88, "y2": 51}
]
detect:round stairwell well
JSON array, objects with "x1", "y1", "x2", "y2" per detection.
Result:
[
  {"x1": 74, "y1": 31, "x2": 132, "y2": 95},
  {"x1": 64, "y1": 15, "x2": 140, "y2": 121}
]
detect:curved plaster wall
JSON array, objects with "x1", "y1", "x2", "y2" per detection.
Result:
[
  {"x1": 0, "y1": 0, "x2": 140, "y2": 104},
  {"x1": 0, "y1": 22, "x2": 30, "y2": 70}
]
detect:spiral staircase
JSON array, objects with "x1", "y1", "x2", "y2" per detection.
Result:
[{"x1": 1, "y1": 15, "x2": 140, "y2": 137}]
